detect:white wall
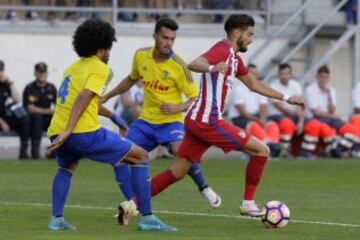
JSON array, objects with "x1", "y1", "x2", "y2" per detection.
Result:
[
  {"x1": 0, "y1": 32, "x2": 287, "y2": 108},
  {"x1": 0, "y1": 32, "x2": 353, "y2": 119}
]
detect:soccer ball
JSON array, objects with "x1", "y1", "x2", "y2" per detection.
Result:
[{"x1": 261, "y1": 200, "x2": 290, "y2": 228}]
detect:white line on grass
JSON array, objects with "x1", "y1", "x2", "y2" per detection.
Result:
[{"x1": 1, "y1": 201, "x2": 360, "y2": 228}]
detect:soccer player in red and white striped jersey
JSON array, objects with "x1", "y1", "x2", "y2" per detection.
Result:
[{"x1": 150, "y1": 14, "x2": 305, "y2": 219}]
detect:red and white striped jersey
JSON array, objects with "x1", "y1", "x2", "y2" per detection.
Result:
[{"x1": 186, "y1": 39, "x2": 249, "y2": 123}]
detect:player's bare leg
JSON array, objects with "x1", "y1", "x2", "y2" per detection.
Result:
[
  {"x1": 239, "y1": 136, "x2": 270, "y2": 217},
  {"x1": 170, "y1": 142, "x2": 221, "y2": 208}
]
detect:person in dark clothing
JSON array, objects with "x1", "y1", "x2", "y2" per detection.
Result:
[
  {"x1": 0, "y1": 60, "x2": 30, "y2": 159},
  {"x1": 23, "y1": 62, "x2": 57, "y2": 159}
]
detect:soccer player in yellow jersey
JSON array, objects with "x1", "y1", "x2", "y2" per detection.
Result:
[
  {"x1": 46, "y1": 19, "x2": 171, "y2": 231},
  {"x1": 102, "y1": 18, "x2": 221, "y2": 231}
]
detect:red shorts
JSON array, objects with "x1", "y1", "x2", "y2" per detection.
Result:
[{"x1": 177, "y1": 118, "x2": 250, "y2": 163}]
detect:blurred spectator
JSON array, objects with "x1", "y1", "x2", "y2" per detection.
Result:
[
  {"x1": 304, "y1": 65, "x2": 360, "y2": 157},
  {"x1": 23, "y1": 0, "x2": 41, "y2": 20},
  {"x1": 350, "y1": 81, "x2": 360, "y2": 156},
  {"x1": 353, "y1": 81, "x2": 360, "y2": 114},
  {"x1": 2, "y1": 0, "x2": 40, "y2": 20},
  {"x1": 268, "y1": 63, "x2": 304, "y2": 157},
  {"x1": 229, "y1": 64, "x2": 281, "y2": 157},
  {"x1": 117, "y1": 0, "x2": 142, "y2": 22},
  {"x1": 48, "y1": 0, "x2": 75, "y2": 21},
  {"x1": 211, "y1": 0, "x2": 234, "y2": 23},
  {"x1": 23, "y1": 62, "x2": 57, "y2": 159},
  {"x1": 4, "y1": 0, "x2": 17, "y2": 20},
  {"x1": 341, "y1": 0, "x2": 358, "y2": 24},
  {"x1": 148, "y1": 0, "x2": 171, "y2": 20},
  {"x1": 177, "y1": 0, "x2": 202, "y2": 10},
  {"x1": 233, "y1": 0, "x2": 266, "y2": 10},
  {"x1": 76, "y1": 0, "x2": 102, "y2": 19},
  {"x1": 114, "y1": 80, "x2": 143, "y2": 124},
  {"x1": 0, "y1": 60, "x2": 30, "y2": 159}
]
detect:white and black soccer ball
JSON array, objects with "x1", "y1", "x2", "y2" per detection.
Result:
[{"x1": 261, "y1": 200, "x2": 290, "y2": 228}]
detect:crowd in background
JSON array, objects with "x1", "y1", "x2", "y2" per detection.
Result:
[
  {"x1": 1, "y1": 58, "x2": 360, "y2": 160},
  {"x1": 1, "y1": 0, "x2": 265, "y2": 22},
  {"x1": 1, "y1": 1, "x2": 357, "y2": 24},
  {"x1": 228, "y1": 63, "x2": 360, "y2": 159},
  {"x1": 0, "y1": 60, "x2": 57, "y2": 159}
]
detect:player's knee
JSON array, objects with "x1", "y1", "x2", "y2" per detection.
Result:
[
  {"x1": 137, "y1": 149, "x2": 150, "y2": 162},
  {"x1": 169, "y1": 158, "x2": 190, "y2": 180},
  {"x1": 170, "y1": 164, "x2": 187, "y2": 179},
  {"x1": 61, "y1": 163, "x2": 78, "y2": 173},
  {"x1": 170, "y1": 168, "x2": 187, "y2": 180},
  {"x1": 258, "y1": 143, "x2": 270, "y2": 157}
]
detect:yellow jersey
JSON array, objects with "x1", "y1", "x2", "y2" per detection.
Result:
[
  {"x1": 47, "y1": 56, "x2": 112, "y2": 137},
  {"x1": 130, "y1": 47, "x2": 198, "y2": 124}
]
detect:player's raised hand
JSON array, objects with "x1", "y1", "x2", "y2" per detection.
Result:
[
  {"x1": 211, "y1": 62, "x2": 228, "y2": 74},
  {"x1": 160, "y1": 102, "x2": 180, "y2": 115},
  {"x1": 287, "y1": 96, "x2": 305, "y2": 111},
  {"x1": 47, "y1": 130, "x2": 71, "y2": 154}
]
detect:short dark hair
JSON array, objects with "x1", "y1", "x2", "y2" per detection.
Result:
[
  {"x1": 34, "y1": 62, "x2": 47, "y2": 72},
  {"x1": 155, "y1": 17, "x2": 179, "y2": 33},
  {"x1": 73, "y1": 19, "x2": 116, "y2": 58},
  {"x1": 278, "y1": 63, "x2": 292, "y2": 72},
  {"x1": 224, "y1": 14, "x2": 255, "y2": 36},
  {"x1": 317, "y1": 65, "x2": 330, "y2": 74}
]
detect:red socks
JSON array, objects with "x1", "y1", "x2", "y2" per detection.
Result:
[
  {"x1": 244, "y1": 155, "x2": 268, "y2": 200},
  {"x1": 151, "y1": 169, "x2": 177, "y2": 197},
  {"x1": 151, "y1": 156, "x2": 267, "y2": 201}
]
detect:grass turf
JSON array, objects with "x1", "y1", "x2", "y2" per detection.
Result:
[{"x1": 0, "y1": 158, "x2": 360, "y2": 240}]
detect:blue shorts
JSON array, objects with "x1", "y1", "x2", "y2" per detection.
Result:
[
  {"x1": 51, "y1": 128, "x2": 132, "y2": 168},
  {"x1": 126, "y1": 119, "x2": 184, "y2": 152}
]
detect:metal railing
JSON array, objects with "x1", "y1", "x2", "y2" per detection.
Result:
[
  {"x1": 298, "y1": 0, "x2": 360, "y2": 87},
  {"x1": 0, "y1": 0, "x2": 295, "y2": 28},
  {"x1": 262, "y1": 0, "x2": 349, "y2": 82},
  {"x1": 299, "y1": 26, "x2": 359, "y2": 84},
  {"x1": 248, "y1": 0, "x2": 312, "y2": 64}
]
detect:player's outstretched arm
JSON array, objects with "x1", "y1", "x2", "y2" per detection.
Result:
[
  {"x1": 188, "y1": 56, "x2": 227, "y2": 73},
  {"x1": 48, "y1": 89, "x2": 94, "y2": 153},
  {"x1": 239, "y1": 73, "x2": 305, "y2": 109},
  {"x1": 101, "y1": 75, "x2": 137, "y2": 103}
]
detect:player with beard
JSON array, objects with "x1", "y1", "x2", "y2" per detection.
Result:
[
  {"x1": 102, "y1": 18, "x2": 220, "y2": 231},
  {"x1": 149, "y1": 14, "x2": 305, "y2": 223}
]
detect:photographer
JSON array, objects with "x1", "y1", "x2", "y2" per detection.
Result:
[{"x1": 0, "y1": 60, "x2": 30, "y2": 159}]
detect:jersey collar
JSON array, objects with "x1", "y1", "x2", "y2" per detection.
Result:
[{"x1": 148, "y1": 47, "x2": 174, "y2": 60}]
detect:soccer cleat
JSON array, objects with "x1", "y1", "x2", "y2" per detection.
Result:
[
  {"x1": 48, "y1": 216, "x2": 77, "y2": 231},
  {"x1": 117, "y1": 200, "x2": 139, "y2": 226},
  {"x1": 239, "y1": 201, "x2": 266, "y2": 217},
  {"x1": 201, "y1": 187, "x2": 222, "y2": 208},
  {"x1": 138, "y1": 214, "x2": 177, "y2": 232}
]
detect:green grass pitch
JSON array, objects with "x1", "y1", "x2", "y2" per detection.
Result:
[{"x1": 1, "y1": 158, "x2": 360, "y2": 240}]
